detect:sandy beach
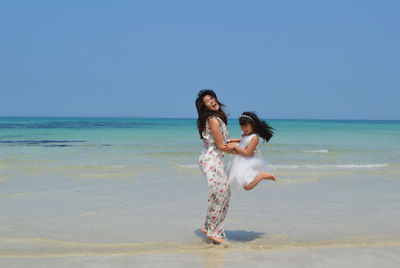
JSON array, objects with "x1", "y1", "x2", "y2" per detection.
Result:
[{"x1": 1, "y1": 245, "x2": 399, "y2": 268}]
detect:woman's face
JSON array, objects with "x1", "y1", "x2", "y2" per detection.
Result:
[{"x1": 202, "y1": 95, "x2": 219, "y2": 112}]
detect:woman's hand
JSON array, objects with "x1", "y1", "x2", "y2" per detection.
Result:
[
  {"x1": 223, "y1": 142, "x2": 238, "y2": 154},
  {"x1": 221, "y1": 144, "x2": 234, "y2": 153},
  {"x1": 227, "y1": 142, "x2": 237, "y2": 150},
  {"x1": 233, "y1": 136, "x2": 258, "y2": 157}
]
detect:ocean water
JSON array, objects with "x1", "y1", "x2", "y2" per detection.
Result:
[{"x1": 0, "y1": 117, "x2": 399, "y2": 256}]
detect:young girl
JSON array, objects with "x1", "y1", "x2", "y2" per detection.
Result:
[{"x1": 226, "y1": 112, "x2": 276, "y2": 190}]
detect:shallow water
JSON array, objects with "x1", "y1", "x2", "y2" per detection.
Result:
[{"x1": 0, "y1": 117, "x2": 399, "y2": 256}]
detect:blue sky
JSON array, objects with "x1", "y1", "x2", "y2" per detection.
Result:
[{"x1": 1, "y1": 0, "x2": 399, "y2": 119}]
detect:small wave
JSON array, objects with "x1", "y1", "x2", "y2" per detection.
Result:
[
  {"x1": 107, "y1": 165, "x2": 126, "y2": 169},
  {"x1": 276, "y1": 163, "x2": 388, "y2": 169},
  {"x1": 177, "y1": 163, "x2": 389, "y2": 170},
  {"x1": 302, "y1": 149, "x2": 329, "y2": 153},
  {"x1": 175, "y1": 164, "x2": 198, "y2": 169},
  {"x1": 276, "y1": 165, "x2": 300, "y2": 169},
  {"x1": 277, "y1": 176, "x2": 320, "y2": 185},
  {"x1": 334, "y1": 164, "x2": 389, "y2": 168}
]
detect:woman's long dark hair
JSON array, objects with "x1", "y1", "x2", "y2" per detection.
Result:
[
  {"x1": 239, "y1": 111, "x2": 274, "y2": 142},
  {"x1": 195, "y1": 89, "x2": 227, "y2": 139}
]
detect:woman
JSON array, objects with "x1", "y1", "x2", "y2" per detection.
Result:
[{"x1": 196, "y1": 89, "x2": 233, "y2": 244}]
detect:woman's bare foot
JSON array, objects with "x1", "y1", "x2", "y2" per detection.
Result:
[
  {"x1": 206, "y1": 235, "x2": 226, "y2": 245},
  {"x1": 201, "y1": 227, "x2": 207, "y2": 235}
]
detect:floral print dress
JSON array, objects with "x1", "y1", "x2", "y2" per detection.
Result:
[{"x1": 198, "y1": 116, "x2": 231, "y2": 239}]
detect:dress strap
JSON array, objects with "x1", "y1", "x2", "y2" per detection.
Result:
[
  {"x1": 207, "y1": 116, "x2": 223, "y2": 124},
  {"x1": 243, "y1": 133, "x2": 256, "y2": 139},
  {"x1": 243, "y1": 134, "x2": 257, "y2": 144}
]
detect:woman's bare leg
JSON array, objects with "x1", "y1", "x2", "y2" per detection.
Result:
[{"x1": 243, "y1": 171, "x2": 276, "y2": 191}]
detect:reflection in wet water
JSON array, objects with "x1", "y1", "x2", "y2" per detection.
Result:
[{"x1": 203, "y1": 249, "x2": 226, "y2": 268}]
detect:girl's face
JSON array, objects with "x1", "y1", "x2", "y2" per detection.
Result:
[
  {"x1": 240, "y1": 122, "x2": 254, "y2": 135},
  {"x1": 202, "y1": 95, "x2": 219, "y2": 112}
]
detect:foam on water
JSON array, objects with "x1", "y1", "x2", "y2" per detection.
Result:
[
  {"x1": 175, "y1": 164, "x2": 199, "y2": 169},
  {"x1": 302, "y1": 149, "x2": 329, "y2": 153},
  {"x1": 177, "y1": 162, "x2": 390, "y2": 171},
  {"x1": 275, "y1": 163, "x2": 389, "y2": 169}
]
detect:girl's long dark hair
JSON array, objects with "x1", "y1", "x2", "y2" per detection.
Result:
[
  {"x1": 239, "y1": 111, "x2": 274, "y2": 142},
  {"x1": 195, "y1": 89, "x2": 227, "y2": 139}
]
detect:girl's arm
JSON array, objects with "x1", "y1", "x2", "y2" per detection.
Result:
[
  {"x1": 208, "y1": 118, "x2": 233, "y2": 153},
  {"x1": 233, "y1": 135, "x2": 259, "y2": 157},
  {"x1": 228, "y1": 138, "x2": 241, "y2": 143}
]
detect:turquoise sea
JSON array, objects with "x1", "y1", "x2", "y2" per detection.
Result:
[{"x1": 0, "y1": 117, "x2": 399, "y2": 256}]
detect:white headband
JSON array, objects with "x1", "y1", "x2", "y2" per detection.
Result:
[{"x1": 240, "y1": 114, "x2": 254, "y2": 122}]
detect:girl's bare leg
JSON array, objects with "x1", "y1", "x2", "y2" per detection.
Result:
[{"x1": 243, "y1": 171, "x2": 276, "y2": 191}]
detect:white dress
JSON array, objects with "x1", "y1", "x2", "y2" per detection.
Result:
[{"x1": 226, "y1": 134, "x2": 275, "y2": 189}]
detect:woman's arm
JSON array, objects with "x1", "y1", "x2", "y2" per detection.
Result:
[
  {"x1": 232, "y1": 135, "x2": 259, "y2": 157},
  {"x1": 208, "y1": 118, "x2": 233, "y2": 153}
]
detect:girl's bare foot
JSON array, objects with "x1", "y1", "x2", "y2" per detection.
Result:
[
  {"x1": 261, "y1": 171, "x2": 276, "y2": 181},
  {"x1": 244, "y1": 171, "x2": 276, "y2": 190}
]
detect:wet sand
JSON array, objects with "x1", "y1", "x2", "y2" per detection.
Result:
[{"x1": 1, "y1": 245, "x2": 399, "y2": 268}]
